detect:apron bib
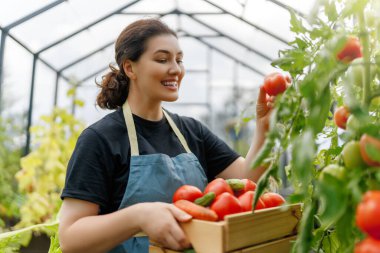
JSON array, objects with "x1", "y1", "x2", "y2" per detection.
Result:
[{"x1": 109, "y1": 101, "x2": 207, "y2": 253}]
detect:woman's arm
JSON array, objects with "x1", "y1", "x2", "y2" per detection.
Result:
[
  {"x1": 59, "y1": 198, "x2": 192, "y2": 253},
  {"x1": 217, "y1": 86, "x2": 274, "y2": 182}
]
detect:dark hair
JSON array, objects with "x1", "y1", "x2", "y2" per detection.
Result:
[{"x1": 96, "y1": 18, "x2": 177, "y2": 109}]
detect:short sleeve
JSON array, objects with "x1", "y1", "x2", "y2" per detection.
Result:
[{"x1": 61, "y1": 128, "x2": 115, "y2": 212}]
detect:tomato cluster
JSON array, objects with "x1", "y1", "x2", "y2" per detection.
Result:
[
  {"x1": 172, "y1": 178, "x2": 285, "y2": 221},
  {"x1": 355, "y1": 191, "x2": 380, "y2": 252},
  {"x1": 333, "y1": 106, "x2": 380, "y2": 169}
]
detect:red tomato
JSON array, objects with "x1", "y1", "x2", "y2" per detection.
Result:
[
  {"x1": 260, "y1": 192, "x2": 286, "y2": 208},
  {"x1": 210, "y1": 192, "x2": 242, "y2": 220},
  {"x1": 172, "y1": 185, "x2": 203, "y2": 203},
  {"x1": 235, "y1": 179, "x2": 257, "y2": 197},
  {"x1": 359, "y1": 134, "x2": 380, "y2": 167},
  {"x1": 334, "y1": 106, "x2": 350, "y2": 130},
  {"x1": 262, "y1": 72, "x2": 290, "y2": 96},
  {"x1": 204, "y1": 178, "x2": 234, "y2": 197},
  {"x1": 337, "y1": 36, "x2": 362, "y2": 63},
  {"x1": 238, "y1": 191, "x2": 266, "y2": 212},
  {"x1": 356, "y1": 191, "x2": 380, "y2": 239},
  {"x1": 355, "y1": 237, "x2": 380, "y2": 253}
]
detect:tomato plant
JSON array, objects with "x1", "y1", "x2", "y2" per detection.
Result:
[
  {"x1": 334, "y1": 106, "x2": 350, "y2": 129},
  {"x1": 210, "y1": 192, "x2": 242, "y2": 220},
  {"x1": 262, "y1": 72, "x2": 290, "y2": 96},
  {"x1": 356, "y1": 191, "x2": 380, "y2": 240},
  {"x1": 172, "y1": 185, "x2": 203, "y2": 203},
  {"x1": 244, "y1": 0, "x2": 380, "y2": 252}
]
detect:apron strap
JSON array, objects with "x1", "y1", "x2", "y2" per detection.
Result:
[
  {"x1": 122, "y1": 102, "x2": 139, "y2": 156},
  {"x1": 122, "y1": 101, "x2": 192, "y2": 156},
  {"x1": 163, "y1": 109, "x2": 191, "y2": 153}
]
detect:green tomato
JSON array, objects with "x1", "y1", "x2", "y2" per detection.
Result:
[
  {"x1": 346, "y1": 115, "x2": 361, "y2": 132},
  {"x1": 342, "y1": 141, "x2": 366, "y2": 169},
  {"x1": 320, "y1": 164, "x2": 345, "y2": 180},
  {"x1": 345, "y1": 58, "x2": 376, "y2": 87}
]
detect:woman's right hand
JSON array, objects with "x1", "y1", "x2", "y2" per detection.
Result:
[{"x1": 137, "y1": 202, "x2": 193, "y2": 250}]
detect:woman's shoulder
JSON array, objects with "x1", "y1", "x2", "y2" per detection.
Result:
[{"x1": 81, "y1": 109, "x2": 126, "y2": 141}]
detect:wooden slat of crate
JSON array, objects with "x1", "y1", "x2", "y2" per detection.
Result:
[
  {"x1": 149, "y1": 235, "x2": 296, "y2": 253},
  {"x1": 180, "y1": 218, "x2": 225, "y2": 253},
  {"x1": 240, "y1": 235, "x2": 297, "y2": 253},
  {"x1": 224, "y1": 204, "x2": 301, "y2": 251}
]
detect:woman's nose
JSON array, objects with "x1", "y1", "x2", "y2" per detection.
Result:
[{"x1": 169, "y1": 61, "x2": 182, "y2": 75}]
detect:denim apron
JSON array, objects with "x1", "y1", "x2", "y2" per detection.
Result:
[{"x1": 109, "y1": 101, "x2": 208, "y2": 253}]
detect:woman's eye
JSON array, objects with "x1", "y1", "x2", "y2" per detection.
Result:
[
  {"x1": 157, "y1": 59, "x2": 167, "y2": 63},
  {"x1": 177, "y1": 59, "x2": 183, "y2": 64}
]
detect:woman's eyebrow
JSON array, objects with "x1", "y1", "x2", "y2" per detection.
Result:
[{"x1": 154, "y1": 49, "x2": 183, "y2": 56}]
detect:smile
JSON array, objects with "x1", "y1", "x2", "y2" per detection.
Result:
[{"x1": 161, "y1": 81, "x2": 178, "y2": 88}]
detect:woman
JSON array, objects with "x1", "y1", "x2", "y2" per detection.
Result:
[{"x1": 59, "y1": 18, "x2": 273, "y2": 253}]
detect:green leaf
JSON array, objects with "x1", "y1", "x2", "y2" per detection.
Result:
[
  {"x1": 291, "y1": 130, "x2": 315, "y2": 193},
  {"x1": 289, "y1": 11, "x2": 306, "y2": 34},
  {"x1": 293, "y1": 201, "x2": 318, "y2": 253},
  {"x1": 249, "y1": 137, "x2": 275, "y2": 169},
  {"x1": 316, "y1": 173, "x2": 348, "y2": 229}
]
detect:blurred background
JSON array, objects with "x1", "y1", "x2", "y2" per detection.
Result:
[{"x1": 0, "y1": 0, "x2": 315, "y2": 155}]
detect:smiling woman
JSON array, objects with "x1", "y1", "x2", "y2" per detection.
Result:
[{"x1": 58, "y1": 18, "x2": 273, "y2": 253}]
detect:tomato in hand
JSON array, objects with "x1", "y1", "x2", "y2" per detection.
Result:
[
  {"x1": 238, "y1": 191, "x2": 265, "y2": 212},
  {"x1": 337, "y1": 36, "x2": 362, "y2": 63},
  {"x1": 172, "y1": 185, "x2": 203, "y2": 203},
  {"x1": 356, "y1": 191, "x2": 380, "y2": 239},
  {"x1": 355, "y1": 237, "x2": 380, "y2": 253},
  {"x1": 260, "y1": 192, "x2": 286, "y2": 208},
  {"x1": 342, "y1": 141, "x2": 366, "y2": 169},
  {"x1": 210, "y1": 192, "x2": 242, "y2": 220},
  {"x1": 204, "y1": 178, "x2": 233, "y2": 197},
  {"x1": 359, "y1": 134, "x2": 380, "y2": 167},
  {"x1": 334, "y1": 106, "x2": 350, "y2": 129},
  {"x1": 234, "y1": 179, "x2": 257, "y2": 197},
  {"x1": 262, "y1": 72, "x2": 290, "y2": 96}
]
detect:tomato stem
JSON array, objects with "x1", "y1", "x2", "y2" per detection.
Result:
[{"x1": 358, "y1": 12, "x2": 372, "y2": 108}]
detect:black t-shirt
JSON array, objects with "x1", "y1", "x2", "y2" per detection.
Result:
[{"x1": 61, "y1": 108, "x2": 240, "y2": 214}]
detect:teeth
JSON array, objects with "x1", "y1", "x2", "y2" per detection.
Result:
[{"x1": 162, "y1": 81, "x2": 177, "y2": 87}]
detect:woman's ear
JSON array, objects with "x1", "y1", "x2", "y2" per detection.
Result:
[{"x1": 123, "y1": 60, "x2": 136, "y2": 80}]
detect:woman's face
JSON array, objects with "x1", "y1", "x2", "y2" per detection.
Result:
[{"x1": 129, "y1": 34, "x2": 185, "y2": 103}]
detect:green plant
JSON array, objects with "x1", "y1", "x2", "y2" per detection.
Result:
[
  {"x1": 0, "y1": 116, "x2": 24, "y2": 232},
  {"x1": 245, "y1": 0, "x2": 380, "y2": 251},
  {"x1": 15, "y1": 107, "x2": 84, "y2": 228}
]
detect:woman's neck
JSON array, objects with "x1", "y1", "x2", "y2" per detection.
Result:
[{"x1": 127, "y1": 96, "x2": 163, "y2": 121}]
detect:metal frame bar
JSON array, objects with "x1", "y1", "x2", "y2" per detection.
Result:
[
  {"x1": 202, "y1": 0, "x2": 288, "y2": 45},
  {"x1": 0, "y1": 0, "x2": 66, "y2": 112},
  {"x1": 181, "y1": 30, "x2": 265, "y2": 76},
  {"x1": 36, "y1": 0, "x2": 141, "y2": 54}
]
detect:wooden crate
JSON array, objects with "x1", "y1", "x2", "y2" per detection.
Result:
[{"x1": 150, "y1": 203, "x2": 301, "y2": 253}]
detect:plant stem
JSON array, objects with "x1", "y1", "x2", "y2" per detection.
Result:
[{"x1": 358, "y1": 12, "x2": 372, "y2": 108}]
